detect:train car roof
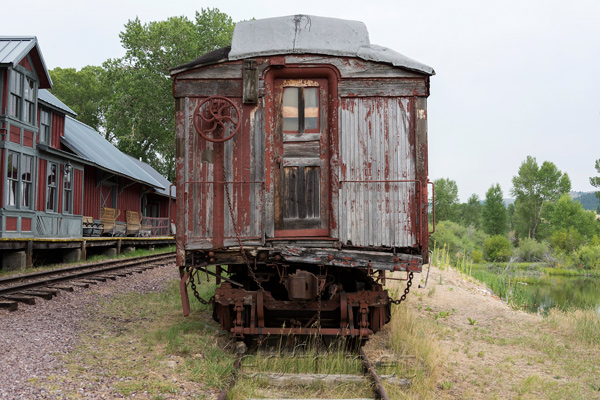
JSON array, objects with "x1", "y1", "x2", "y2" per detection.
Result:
[{"x1": 171, "y1": 15, "x2": 434, "y2": 76}]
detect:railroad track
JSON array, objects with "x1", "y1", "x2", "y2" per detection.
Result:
[
  {"x1": 217, "y1": 342, "x2": 409, "y2": 400},
  {"x1": 0, "y1": 252, "x2": 175, "y2": 311}
]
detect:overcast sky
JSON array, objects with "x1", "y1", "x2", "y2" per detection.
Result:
[{"x1": 5, "y1": 0, "x2": 600, "y2": 201}]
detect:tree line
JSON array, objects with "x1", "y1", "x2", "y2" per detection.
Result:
[
  {"x1": 432, "y1": 156, "x2": 600, "y2": 269},
  {"x1": 48, "y1": 8, "x2": 236, "y2": 181}
]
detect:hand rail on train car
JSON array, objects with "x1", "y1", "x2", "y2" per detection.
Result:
[{"x1": 428, "y1": 180, "x2": 435, "y2": 234}]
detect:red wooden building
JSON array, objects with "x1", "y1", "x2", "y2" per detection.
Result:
[{"x1": 0, "y1": 36, "x2": 175, "y2": 240}]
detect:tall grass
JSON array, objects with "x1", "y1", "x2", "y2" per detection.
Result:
[
  {"x1": 547, "y1": 309, "x2": 600, "y2": 346},
  {"x1": 386, "y1": 274, "x2": 442, "y2": 399}
]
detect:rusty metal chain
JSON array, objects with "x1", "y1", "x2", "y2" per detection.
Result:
[
  {"x1": 219, "y1": 142, "x2": 266, "y2": 292},
  {"x1": 390, "y1": 271, "x2": 413, "y2": 305},
  {"x1": 187, "y1": 265, "x2": 215, "y2": 305},
  {"x1": 316, "y1": 273, "x2": 323, "y2": 335}
]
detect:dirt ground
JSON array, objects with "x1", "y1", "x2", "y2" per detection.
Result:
[{"x1": 399, "y1": 264, "x2": 600, "y2": 399}]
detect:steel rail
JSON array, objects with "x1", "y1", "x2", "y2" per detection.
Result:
[
  {"x1": 0, "y1": 252, "x2": 174, "y2": 286},
  {"x1": 360, "y1": 348, "x2": 390, "y2": 400},
  {"x1": 0, "y1": 253, "x2": 175, "y2": 297},
  {"x1": 217, "y1": 353, "x2": 243, "y2": 400}
]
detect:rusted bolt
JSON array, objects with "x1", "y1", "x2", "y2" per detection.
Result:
[
  {"x1": 393, "y1": 265, "x2": 400, "y2": 271},
  {"x1": 258, "y1": 252, "x2": 268, "y2": 261},
  {"x1": 208, "y1": 251, "x2": 215, "y2": 257},
  {"x1": 209, "y1": 258, "x2": 216, "y2": 263},
  {"x1": 274, "y1": 254, "x2": 282, "y2": 261},
  {"x1": 328, "y1": 254, "x2": 334, "y2": 261},
  {"x1": 393, "y1": 257, "x2": 399, "y2": 263}
]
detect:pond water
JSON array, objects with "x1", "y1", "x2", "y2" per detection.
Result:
[{"x1": 512, "y1": 276, "x2": 600, "y2": 315}]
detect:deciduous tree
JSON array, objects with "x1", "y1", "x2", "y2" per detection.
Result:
[
  {"x1": 102, "y1": 8, "x2": 235, "y2": 180},
  {"x1": 457, "y1": 194, "x2": 482, "y2": 228},
  {"x1": 482, "y1": 183, "x2": 507, "y2": 235},
  {"x1": 510, "y1": 156, "x2": 571, "y2": 240},
  {"x1": 48, "y1": 66, "x2": 108, "y2": 134},
  {"x1": 590, "y1": 158, "x2": 600, "y2": 213},
  {"x1": 433, "y1": 178, "x2": 459, "y2": 223}
]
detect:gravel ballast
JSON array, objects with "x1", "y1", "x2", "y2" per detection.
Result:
[{"x1": 0, "y1": 263, "x2": 178, "y2": 399}]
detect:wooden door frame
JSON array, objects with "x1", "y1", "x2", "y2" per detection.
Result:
[{"x1": 264, "y1": 65, "x2": 340, "y2": 238}]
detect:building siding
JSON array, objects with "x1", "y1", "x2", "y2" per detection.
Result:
[
  {"x1": 37, "y1": 158, "x2": 47, "y2": 211},
  {"x1": 83, "y1": 165, "x2": 100, "y2": 219},
  {"x1": 73, "y1": 168, "x2": 83, "y2": 215}
]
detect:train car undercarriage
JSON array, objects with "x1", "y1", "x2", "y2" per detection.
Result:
[{"x1": 180, "y1": 248, "x2": 422, "y2": 339}]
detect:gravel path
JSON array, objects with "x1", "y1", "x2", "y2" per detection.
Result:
[{"x1": 0, "y1": 263, "x2": 177, "y2": 400}]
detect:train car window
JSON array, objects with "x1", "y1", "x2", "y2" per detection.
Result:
[{"x1": 282, "y1": 87, "x2": 319, "y2": 133}]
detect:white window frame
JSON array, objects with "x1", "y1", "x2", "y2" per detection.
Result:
[
  {"x1": 6, "y1": 151, "x2": 19, "y2": 207},
  {"x1": 46, "y1": 162, "x2": 58, "y2": 212},
  {"x1": 63, "y1": 167, "x2": 73, "y2": 214}
]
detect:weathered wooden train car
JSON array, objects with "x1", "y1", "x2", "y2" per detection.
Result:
[{"x1": 172, "y1": 15, "x2": 434, "y2": 339}]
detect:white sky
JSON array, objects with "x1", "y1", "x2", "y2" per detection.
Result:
[{"x1": 5, "y1": 0, "x2": 600, "y2": 201}]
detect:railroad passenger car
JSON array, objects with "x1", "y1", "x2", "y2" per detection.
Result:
[{"x1": 172, "y1": 15, "x2": 434, "y2": 339}]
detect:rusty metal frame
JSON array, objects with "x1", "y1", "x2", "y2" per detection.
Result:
[{"x1": 213, "y1": 283, "x2": 388, "y2": 338}]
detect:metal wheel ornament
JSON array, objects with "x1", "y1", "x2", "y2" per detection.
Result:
[{"x1": 193, "y1": 96, "x2": 241, "y2": 143}]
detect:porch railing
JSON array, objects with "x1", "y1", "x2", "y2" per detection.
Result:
[{"x1": 141, "y1": 216, "x2": 171, "y2": 237}]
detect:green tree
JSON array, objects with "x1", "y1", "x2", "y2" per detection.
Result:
[
  {"x1": 457, "y1": 194, "x2": 482, "y2": 228},
  {"x1": 433, "y1": 178, "x2": 459, "y2": 223},
  {"x1": 548, "y1": 194, "x2": 599, "y2": 239},
  {"x1": 510, "y1": 156, "x2": 571, "y2": 240},
  {"x1": 591, "y1": 158, "x2": 600, "y2": 213},
  {"x1": 102, "y1": 8, "x2": 235, "y2": 179},
  {"x1": 48, "y1": 66, "x2": 108, "y2": 133},
  {"x1": 482, "y1": 183, "x2": 507, "y2": 235}
]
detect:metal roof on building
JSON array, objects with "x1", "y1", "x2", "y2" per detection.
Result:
[
  {"x1": 0, "y1": 36, "x2": 52, "y2": 88},
  {"x1": 62, "y1": 115, "x2": 165, "y2": 189},
  {"x1": 127, "y1": 155, "x2": 176, "y2": 198},
  {"x1": 229, "y1": 15, "x2": 435, "y2": 75},
  {"x1": 38, "y1": 89, "x2": 76, "y2": 116}
]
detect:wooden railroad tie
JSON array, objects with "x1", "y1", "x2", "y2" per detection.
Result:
[
  {"x1": 20, "y1": 290, "x2": 54, "y2": 300},
  {"x1": 1, "y1": 294, "x2": 36, "y2": 305},
  {"x1": 246, "y1": 372, "x2": 411, "y2": 386},
  {"x1": 0, "y1": 300, "x2": 18, "y2": 312}
]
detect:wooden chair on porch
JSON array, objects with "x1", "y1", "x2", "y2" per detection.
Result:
[
  {"x1": 126, "y1": 210, "x2": 141, "y2": 236},
  {"x1": 100, "y1": 207, "x2": 120, "y2": 236}
]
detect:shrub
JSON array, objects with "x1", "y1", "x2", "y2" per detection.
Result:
[
  {"x1": 515, "y1": 237, "x2": 550, "y2": 262},
  {"x1": 470, "y1": 249, "x2": 483, "y2": 263},
  {"x1": 430, "y1": 221, "x2": 488, "y2": 259},
  {"x1": 574, "y1": 245, "x2": 600, "y2": 270},
  {"x1": 483, "y1": 235, "x2": 512, "y2": 262},
  {"x1": 550, "y1": 227, "x2": 583, "y2": 253}
]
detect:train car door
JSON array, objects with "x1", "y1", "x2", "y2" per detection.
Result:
[{"x1": 274, "y1": 78, "x2": 329, "y2": 237}]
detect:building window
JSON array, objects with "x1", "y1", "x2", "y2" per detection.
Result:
[
  {"x1": 21, "y1": 155, "x2": 33, "y2": 208},
  {"x1": 46, "y1": 162, "x2": 58, "y2": 212},
  {"x1": 6, "y1": 152, "x2": 19, "y2": 206},
  {"x1": 282, "y1": 86, "x2": 319, "y2": 133},
  {"x1": 9, "y1": 71, "x2": 23, "y2": 119},
  {"x1": 63, "y1": 167, "x2": 72, "y2": 214},
  {"x1": 40, "y1": 108, "x2": 51, "y2": 144},
  {"x1": 8, "y1": 70, "x2": 36, "y2": 125},
  {"x1": 23, "y1": 78, "x2": 36, "y2": 125}
]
